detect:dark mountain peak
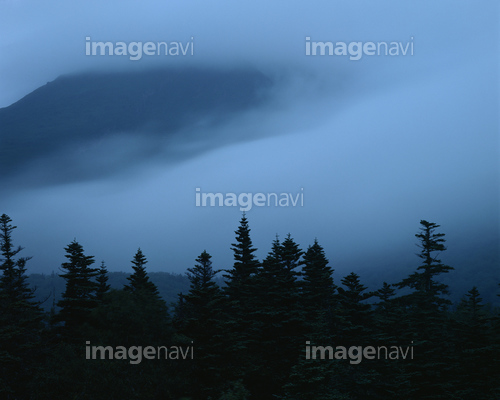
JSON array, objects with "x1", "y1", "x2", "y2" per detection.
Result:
[{"x1": 0, "y1": 67, "x2": 272, "y2": 186}]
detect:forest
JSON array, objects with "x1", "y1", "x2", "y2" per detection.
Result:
[{"x1": 0, "y1": 212, "x2": 499, "y2": 399}]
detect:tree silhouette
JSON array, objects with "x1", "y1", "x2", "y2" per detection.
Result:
[
  {"x1": 56, "y1": 240, "x2": 99, "y2": 336},
  {"x1": 0, "y1": 214, "x2": 43, "y2": 398}
]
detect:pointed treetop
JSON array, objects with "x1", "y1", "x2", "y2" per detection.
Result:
[
  {"x1": 416, "y1": 220, "x2": 447, "y2": 265},
  {"x1": 96, "y1": 261, "x2": 111, "y2": 301},
  {"x1": 0, "y1": 214, "x2": 38, "y2": 305},
  {"x1": 0, "y1": 214, "x2": 24, "y2": 272},
  {"x1": 301, "y1": 238, "x2": 336, "y2": 312},
  {"x1": 187, "y1": 250, "x2": 220, "y2": 292},
  {"x1": 281, "y1": 233, "x2": 304, "y2": 272},
  {"x1": 375, "y1": 282, "x2": 396, "y2": 303},
  {"x1": 125, "y1": 248, "x2": 160, "y2": 297},
  {"x1": 225, "y1": 214, "x2": 260, "y2": 290}
]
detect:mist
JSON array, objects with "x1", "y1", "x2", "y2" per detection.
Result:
[{"x1": 0, "y1": 0, "x2": 497, "y2": 283}]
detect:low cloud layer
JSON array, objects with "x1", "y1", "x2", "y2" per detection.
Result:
[{"x1": 0, "y1": 1, "x2": 497, "y2": 285}]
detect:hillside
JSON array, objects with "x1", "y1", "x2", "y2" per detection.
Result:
[{"x1": 0, "y1": 68, "x2": 273, "y2": 184}]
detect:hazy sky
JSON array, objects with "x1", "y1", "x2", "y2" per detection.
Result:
[{"x1": 0, "y1": 0, "x2": 498, "y2": 280}]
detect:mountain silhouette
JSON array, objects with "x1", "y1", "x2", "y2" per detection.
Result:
[{"x1": 0, "y1": 67, "x2": 273, "y2": 186}]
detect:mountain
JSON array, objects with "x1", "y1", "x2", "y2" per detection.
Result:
[{"x1": 0, "y1": 67, "x2": 273, "y2": 186}]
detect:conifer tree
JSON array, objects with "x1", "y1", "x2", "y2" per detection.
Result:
[
  {"x1": 327, "y1": 272, "x2": 378, "y2": 398},
  {"x1": 373, "y1": 281, "x2": 406, "y2": 340},
  {"x1": 0, "y1": 214, "x2": 38, "y2": 304},
  {"x1": 335, "y1": 272, "x2": 373, "y2": 345},
  {"x1": 393, "y1": 220, "x2": 455, "y2": 400},
  {"x1": 301, "y1": 239, "x2": 336, "y2": 340},
  {"x1": 182, "y1": 250, "x2": 226, "y2": 399},
  {"x1": 372, "y1": 281, "x2": 404, "y2": 344},
  {"x1": 281, "y1": 233, "x2": 304, "y2": 272},
  {"x1": 223, "y1": 212, "x2": 260, "y2": 300},
  {"x1": 124, "y1": 248, "x2": 160, "y2": 296},
  {"x1": 186, "y1": 250, "x2": 220, "y2": 291},
  {"x1": 56, "y1": 240, "x2": 99, "y2": 335},
  {"x1": 95, "y1": 261, "x2": 110, "y2": 302},
  {"x1": 0, "y1": 213, "x2": 21, "y2": 296},
  {"x1": 451, "y1": 287, "x2": 499, "y2": 399},
  {"x1": 281, "y1": 239, "x2": 339, "y2": 400},
  {"x1": 371, "y1": 282, "x2": 411, "y2": 399},
  {"x1": 123, "y1": 248, "x2": 169, "y2": 342},
  {"x1": 0, "y1": 214, "x2": 43, "y2": 398},
  {"x1": 250, "y1": 234, "x2": 305, "y2": 399},
  {"x1": 396, "y1": 220, "x2": 454, "y2": 308},
  {"x1": 222, "y1": 214, "x2": 261, "y2": 391},
  {"x1": 172, "y1": 292, "x2": 186, "y2": 328}
]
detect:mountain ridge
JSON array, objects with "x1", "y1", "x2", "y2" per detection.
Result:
[{"x1": 0, "y1": 67, "x2": 273, "y2": 185}]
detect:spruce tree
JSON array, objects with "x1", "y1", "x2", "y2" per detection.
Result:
[
  {"x1": 371, "y1": 282, "x2": 411, "y2": 399},
  {"x1": 0, "y1": 214, "x2": 38, "y2": 305},
  {"x1": 123, "y1": 248, "x2": 169, "y2": 342},
  {"x1": 182, "y1": 250, "x2": 226, "y2": 399},
  {"x1": 393, "y1": 220, "x2": 455, "y2": 400},
  {"x1": 56, "y1": 240, "x2": 99, "y2": 335},
  {"x1": 0, "y1": 214, "x2": 43, "y2": 398},
  {"x1": 251, "y1": 234, "x2": 305, "y2": 399},
  {"x1": 95, "y1": 261, "x2": 111, "y2": 302},
  {"x1": 223, "y1": 212, "x2": 260, "y2": 300},
  {"x1": 335, "y1": 272, "x2": 373, "y2": 345},
  {"x1": 281, "y1": 233, "x2": 304, "y2": 272},
  {"x1": 186, "y1": 250, "x2": 220, "y2": 291},
  {"x1": 124, "y1": 248, "x2": 160, "y2": 296},
  {"x1": 282, "y1": 239, "x2": 338, "y2": 400},
  {"x1": 451, "y1": 287, "x2": 499, "y2": 399},
  {"x1": 396, "y1": 220, "x2": 454, "y2": 307},
  {"x1": 373, "y1": 281, "x2": 407, "y2": 343},
  {"x1": 328, "y1": 272, "x2": 377, "y2": 398},
  {"x1": 1, "y1": 219, "x2": 34, "y2": 303},
  {"x1": 301, "y1": 239, "x2": 336, "y2": 340},
  {"x1": 222, "y1": 214, "x2": 261, "y2": 392}
]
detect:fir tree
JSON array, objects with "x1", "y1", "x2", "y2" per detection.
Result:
[
  {"x1": 186, "y1": 250, "x2": 221, "y2": 291},
  {"x1": 95, "y1": 261, "x2": 111, "y2": 302},
  {"x1": 251, "y1": 234, "x2": 305, "y2": 399},
  {"x1": 281, "y1": 233, "x2": 304, "y2": 272},
  {"x1": 124, "y1": 248, "x2": 160, "y2": 296},
  {"x1": 301, "y1": 238, "x2": 336, "y2": 340},
  {"x1": 335, "y1": 272, "x2": 373, "y2": 345},
  {"x1": 329, "y1": 272, "x2": 377, "y2": 398},
  {"x1": 451, "y1": 287, "x2": 499, "y2": 399},
  {"x1": 372, "y1": 281, "x2": 404, "y2": 342},
  {"x1": 123, "y1": 248, "x2": 169, "y2": 342},
  {"x1": 56, "y1": 240, "x2": 99, "y2": 335},
  {"x1": 0, "y1": 214, "x2": 38, "y2": 304},
  {"x1": 393, "y1": 220, "x2": 456, "y2": 400},
  {"x1": 182, "y1": 250, "x2": 226, "y2": 399},
  {"x1": 223, "y1": 212, "x2": 260, "y2": 300},
  {"x1": 281, "y1": 239, "x2": 339, "y2": 400},
  {"x1": 396, "y1": 220, "x2": 454, "y2": 308},
  {"x1": 371, "y1": 282, "x2": 411, "y2": 399},
  {"x1": 0, "y1": 214, "x2": 43, "y2": 398},
  {"x1": 222, "y1": 214, "x2": 261, "y2": 389}
]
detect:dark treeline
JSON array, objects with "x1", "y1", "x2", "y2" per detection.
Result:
[
  {"x1": 0, "y1": 213, "x2": 499, "y2": 399},
  {"x1": 28, "y1": 271, "x2": 192, "y2": 313}
]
